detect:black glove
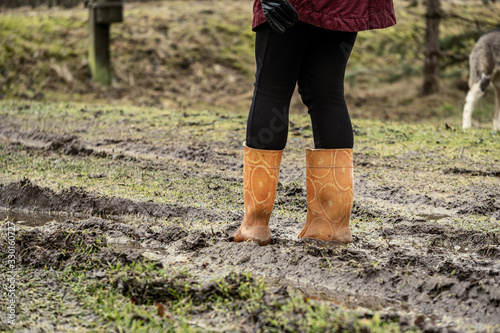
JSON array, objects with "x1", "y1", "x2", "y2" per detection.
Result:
[{"x1": 260, "y1": 0, "x2": 299, "y2": 34}]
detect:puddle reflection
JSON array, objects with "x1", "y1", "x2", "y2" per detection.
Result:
[
  {"x1": 419, "y1": 214, "x2": 449, "y2": 221},
  {"x1": 0, "y1": 210, "x2": 74, "y2": 227}
]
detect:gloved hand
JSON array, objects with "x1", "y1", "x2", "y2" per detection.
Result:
[{"x1": 260, "y1": 0, "x2": 299, "y2": 34}]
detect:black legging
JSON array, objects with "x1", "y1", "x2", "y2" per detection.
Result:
[{"x1": 246, "y1": 22, "x2": 357, "y2": 150}]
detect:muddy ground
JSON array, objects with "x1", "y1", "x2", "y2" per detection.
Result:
[{"x1": 0, "y1": 100, "x2": 499, "y2": 332}]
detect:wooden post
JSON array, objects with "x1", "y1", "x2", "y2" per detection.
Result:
[
  {"x1": 422, "y1": 0, "x2": 441, "y2": 96},
  {"x1": 88, "y1": 0, "x2": 123, "y2": 86}
]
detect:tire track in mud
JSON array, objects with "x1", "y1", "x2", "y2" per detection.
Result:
[
  {"x1": 276, "y1": 175, "x2": 500, "y2": 221},
  {"x1": 0, "y1": 122, "x2": 107, "y2": 157},
  {"x1": 0, "y1": 122, "x2": 240, "y2": 168},
  {"x1": 355, "y1": 176, "x2": 500, "y2": 220},
  {"x1": 444, "y1": 167, "x2": 500, "y2": 178},
  {"x1": 354, "y1": 153, "x2": 500, "y2": 220},
  {"x1": 200, "y1": 241, "x2": 500, "y2": 332},
  {"x1": 0, "y1": 178, "x2": 240, "y2": 223},
  {"x1": 181, "y1": 219, "x2": 500, "y2": 332}
]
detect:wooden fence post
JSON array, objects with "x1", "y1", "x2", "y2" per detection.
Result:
[{"x1": 88, "y1": 0, "x2": 123, "y2": 86}]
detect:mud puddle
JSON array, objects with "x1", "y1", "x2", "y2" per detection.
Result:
[
  {"x1": 0, "y1": 209, "x2": 70, "y2": 227},
  {"x1": 418, "y1": 213, "x2": 449, "y2": 221},
  {"x1": 0, "y1": 208, "x2": 131, "y2": 229}
]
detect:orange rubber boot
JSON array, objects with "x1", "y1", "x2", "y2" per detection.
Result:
[
  {"x1": 298, "y1": 148, "x2": 354, "y2": 245},
  {"x1": 233, "y1": 144, "x2": 283, "y2": 246}
]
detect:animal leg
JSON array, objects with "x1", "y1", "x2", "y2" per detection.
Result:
[{"x1": 463, "y1": 81, "x2": 485, "y2": 130}]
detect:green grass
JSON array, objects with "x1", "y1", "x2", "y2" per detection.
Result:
[
  {"x1": 350, "y1": 2, "x2": 499, "y2": 83},
  {"x1": 354, "y1": 118, "x2": 499, "y2": 164},
  {"x1": 0, "y1": 100, "x2": 245, "y2": 145},
  {"x1": 0, "y1": 143, "x2": 241, "y2": 215},
  {"x1": 1, "y1": 100, "x2": 498, "y2": 164}
]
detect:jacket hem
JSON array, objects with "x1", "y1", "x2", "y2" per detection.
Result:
[{"x1": 252, "y1": 7, "x2": 396, "y2": 32}]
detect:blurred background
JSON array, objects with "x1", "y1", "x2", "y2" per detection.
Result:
[{"x1": 0, "y1": 0, "x2": 499, "y2": 123}]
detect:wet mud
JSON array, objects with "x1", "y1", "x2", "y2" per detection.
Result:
[
  {"x1": 0, "y1": 178, "x2": 240, "y2": 223},
  {"x1": 0, "y1": 121, "x2": 499, "y2": 332},
  {"x1": 2, "y1": 209, "x2": 499, "y2": 332},
  {"x1": 0, "y1": 122, "x2": 107, "y2": 158}
]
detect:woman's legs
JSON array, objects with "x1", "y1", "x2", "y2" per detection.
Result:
[
  {"x1": 240, "y1": 23, "x2": 357, "y2": 245},
  {"x1": 247, "y1": 23, "x2": 357, "y2": 150}
]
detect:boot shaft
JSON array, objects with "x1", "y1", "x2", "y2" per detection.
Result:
[
  {"x1": 306, "y1": 148, "x2": 353, "y2": 210},
  {"x1": 299, "y1": 148, "x2": 353, "y2": 244},
  {"x1": 233, "y1": 144, "x2": 283, "y2": 246},
  {"x1": 243, "y1": 145, "x2": 282, "y2": 208}
]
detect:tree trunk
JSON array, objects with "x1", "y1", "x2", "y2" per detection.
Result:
[{"x1": 422, "y1": 0, "x2": 441, "y2": 96}]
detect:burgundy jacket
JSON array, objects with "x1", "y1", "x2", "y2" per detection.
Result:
[{"x1": 253, "y1": 0, "x2": 396, "y2": 32}]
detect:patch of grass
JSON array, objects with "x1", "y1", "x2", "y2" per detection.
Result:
[
  {"x1": 350, "y1": 2, "x2": 499, "y2": 84},
  {"x1": 353, "y1": 118, "x2": 499, "y2": 164},
  {"x1": 0, "y1": 142, "x2": 242, "y2": 212},
  {"x1": 0, "y1": 1, "x2": 257, "y2": 110},
  {"x1": 0, "y1": 100, "x2": 245, "y2": 145},
  {"x1": 0, "y1": 267, "x2": 112, "y2": 332},
  {"x1": 13, "y1": 260, "x2": 412, "y2": 332},
  {"x1": 0, "y1": 12, "x2": 87, "y2": 98}
]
